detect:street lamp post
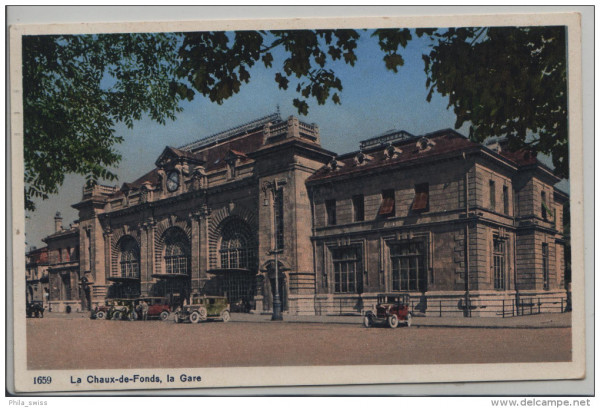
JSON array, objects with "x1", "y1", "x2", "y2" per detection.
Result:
[
  {"x1": 271, "y1": 247, "x2": 283, "y2": 321},
  {"x1": 264, "y1": 179, "x2": 286, "y2": 321}
]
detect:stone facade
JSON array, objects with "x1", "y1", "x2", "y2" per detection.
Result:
[
  {"x1": 42, "y1": 213, "x2": 85, "y2": 312},
  {"x1": 49, "y1": 115, "x2": 567, "y2": 317},
  {"x1": 306, "y1": 129, "x2": 568, "y2": 316},
  {"x1": 72, "y1": 113, "x2": 333, "y2": 314},
  {"x1": 25, "y1": 246, "x2": 49, "y2": 305}
]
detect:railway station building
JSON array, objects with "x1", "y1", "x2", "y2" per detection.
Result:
[{"x1": 51, "y1": 112, "x2": 568, "y2": 316}]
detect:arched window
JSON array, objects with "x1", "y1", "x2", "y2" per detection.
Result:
[
  {"x1": 119, "y1": 237, "x2": 139, "y2": 279},
  {"x1": 163, "y1": 228, "x2": 190, "y2": 275},
  {"x1": 219, "y1": 221, "x2": 256, "y2": 269}
]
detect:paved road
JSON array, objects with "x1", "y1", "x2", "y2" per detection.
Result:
[{"x1": 27, "y1": 315, "x2": 571, "y2": 370}]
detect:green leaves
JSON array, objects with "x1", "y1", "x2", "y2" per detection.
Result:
[
  {"x1": 175, "y1": 29, "x2": 361, "y2": 116},
  {"x1": 24, "y1": 27, "x2": 568, "y2": 212},
  {"x1": 419, "y1": 26, "x2": 568, "y2": 178},
  {"x1": 23, "y1": 33, "x2": 182, "y2": 211}
]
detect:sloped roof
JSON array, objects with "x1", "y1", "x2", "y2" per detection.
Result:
[
  {"x1": 155, "y1": 146, "x2": 204, "y2": 167},
  {"x1": 307, "y1": 129, "x2": 481, "y2": 183},
  {"x1": 196, "y1": 131, "x2": 264, "y2": 171}
]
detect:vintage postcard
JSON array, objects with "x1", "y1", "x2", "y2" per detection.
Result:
[{"x1": 8, "y1": 8, "x2": 586, "y2": 395}]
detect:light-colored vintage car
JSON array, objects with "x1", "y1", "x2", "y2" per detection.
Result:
[{"x1": 174, "y1": 295, "x2": 230, "y2": 324}]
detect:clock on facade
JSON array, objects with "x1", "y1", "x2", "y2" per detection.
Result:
[{"x1": 166, "y1": 171, "x2": 180, "y2": 192}]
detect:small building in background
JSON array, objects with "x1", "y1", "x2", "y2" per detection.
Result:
[
  {"x1": 43, "y1": 212, "x2": 83, "y2": 312},
  {"x1": 25, "y1": 246, "x2": 49, "y2": 306}
]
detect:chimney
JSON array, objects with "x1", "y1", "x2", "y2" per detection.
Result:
[{"x1": 54, "y1": 211, "x2": 63, "y2": 232}]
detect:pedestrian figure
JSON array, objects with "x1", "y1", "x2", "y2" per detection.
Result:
[{"x1": 141, "y1": 300, "x2": 149, "y2": 321}]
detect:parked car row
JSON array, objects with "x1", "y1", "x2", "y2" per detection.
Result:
[
  {"x1": 91, "y1": 295, "x2": 231, "y2": 324},
  {"x1": 91, "y1": 297, "x2": 172, "y2": 321},
  {"x1": 89, "y1": 293, "x2": 411, "y2": 328}
]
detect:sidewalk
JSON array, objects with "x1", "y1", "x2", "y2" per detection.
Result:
[
  {"x1": 40, "y1": 310, "x2": 571, "y2": 328},
  {"x1": 233, "y1": 311, "x2": 572, "y2": 328}
]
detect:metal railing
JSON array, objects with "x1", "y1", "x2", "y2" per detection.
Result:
[{"x1": 317, "y1": 295, "x2": 569, "y2": 318}]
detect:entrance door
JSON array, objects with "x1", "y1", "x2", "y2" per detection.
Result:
[{"x1": 155, "y1": 279, "x2": 190, "y2": 308}]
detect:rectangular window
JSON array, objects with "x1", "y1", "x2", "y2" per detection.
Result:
[
  {"x1": 542, "y1": 243, "x2": 549, "y2": 290},
  {"x1": 332, "y1": 247, "x2": 362, "y2": 294},
  {"x1": 390, "y1": 242, "x2": 425, "y2": 292},
  {"x1": 493, "y1": 237, "x2": 506, "y2": 290},
  {"x1": 541, "y1": 191, "x2": 547, "y2": 220},
  {"x1": 379, "y1": 189, "x2": 395, "y2": 217},
  {"x1": 412, "y1": 183, "x2": 429, "y2": 212},
  {"x1": 326, "y1": 199, "x2": 336, "y2": 226},
  {"x1": 503, "y1": 185, "x2": 509, "y2": 215},
  {"x1": 489, "y1": 180, "x2": 496, "y2": 211},
  {"x1": 274, "y1": 188, "x2": 284, "y2": 250},
  {"x1": 352, "y1": 194, "x2": 364, "y2": 222}
]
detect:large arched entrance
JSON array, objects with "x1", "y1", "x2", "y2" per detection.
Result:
[
  {"x1": 206, "y1": 217, "x2": 257, "y2": 311},
  {"x1": 108, "y1": 235, "x2": 141, "y2": 298},
  {"x1": 152, "y1": 227, "x2": 191, "y2": 307}
]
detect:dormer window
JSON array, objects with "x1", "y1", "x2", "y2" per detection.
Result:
[
  {"x1": 328, "y1": 158, "x2": 344, "y2": 171},
  {"x1": 354, "y1": 152, "x2": 372, "y2": 166},
  {"x1": 417, "y1": 137, "x2": 435, "y2": 152},
  {"x1": 384, "y1": 144, "x2": 402, "y2": 159}
]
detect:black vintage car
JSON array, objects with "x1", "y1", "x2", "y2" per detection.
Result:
[{"x1": 26, "y1": 301, "x2": 45, "y2": 318}]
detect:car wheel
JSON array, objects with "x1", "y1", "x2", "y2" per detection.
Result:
[
  {"x1": 96, "y1": 311, "x2": 105, "y2": 320},
  {"x1": 405, "y1": 313, "x2": 412, "y2": 327},
  {"x1": 221, "y1": 310, "x2": 231, "y2": 323},
  {"x1": 363, "y1": 315, "x2": 373, "y2": 328},
  {"x1": 387, "y1": 314, "x2": 399, "y2": 329},
  {"x1": 112, "y1": 311, "x2": 122, "y2": 321},
  {"x1": 190, "y1": 311, "x2": 201, "y2": 324},
  {"x1": 198, "y1": 307, "x2": 208, "y2": 321},
  {"x1": 160, "y1": 311, "x2": 170, "y2": 321}
]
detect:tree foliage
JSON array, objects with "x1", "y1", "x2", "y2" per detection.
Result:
[
  {"x1": 23, "y1": 33, "x2": 182, "y2": 211},
  {"x1": 23, "y1": 27, "x2": 569, "y2": 211},
  {"x1": 172, "y1": 29, "x2": 413, "y2": 115},
  {"x1": 172, "y1": 26, "x2": 568, "y2": 177},
  {"x1": 418, "y1": 26, "x2": 568, "y2": 178}
]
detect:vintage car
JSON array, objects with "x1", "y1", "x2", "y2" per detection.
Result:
[
  {"x1": 91, "y1": 299, "x2": 118, "y2": 320},
  {"x1": 363, "y1": 294, "x2": 412, "y2": 328},
  {"x1": 133, "y1": 297, "x2": 172, "y2": 321},
  {"x1": 174, "y1": 295, "x2": 230, "y2": 324},
  {"x1": 26, "y1": 301, "x2": 45, "y2": 318},
  {"x1": 106, "y1": 299, "x2": 137, "y2": 321}
]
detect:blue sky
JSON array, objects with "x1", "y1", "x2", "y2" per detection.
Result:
[{"x1": 24, "y1": 29, "x2": 569, "y2": 250}]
